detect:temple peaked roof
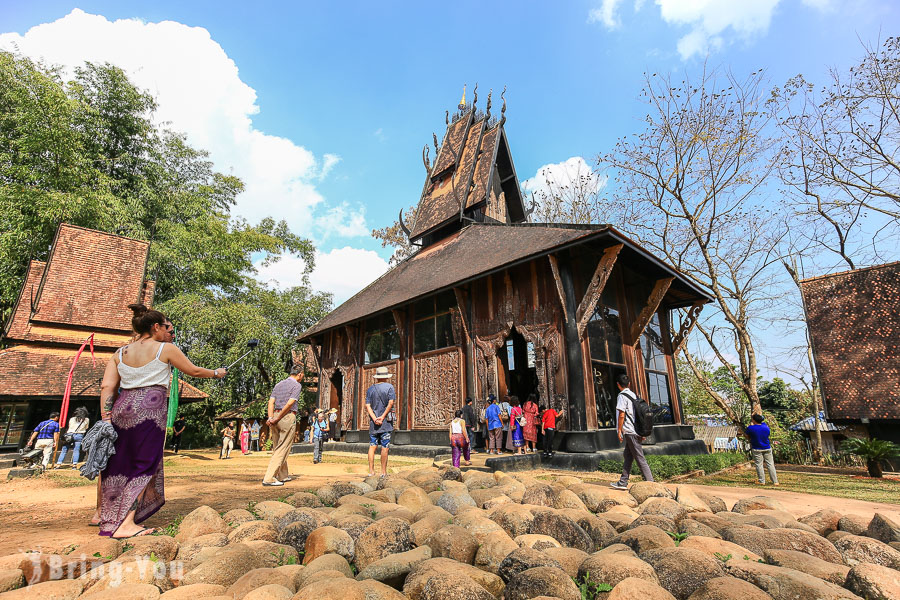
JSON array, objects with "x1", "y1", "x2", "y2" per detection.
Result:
[
  {"x1": 299, "y1": 222, "x2": 711, "y2": 342},
  {"x1": 3, "y1": 224, "x2": 154, "y2": 349},
  {"x1": 409, "y1": 95, "x2": 525, "y2": 243}
]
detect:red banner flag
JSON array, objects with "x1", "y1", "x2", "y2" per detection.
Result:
[{"x1": 61, "y1": 334, "x2": 96, "y2": 427}]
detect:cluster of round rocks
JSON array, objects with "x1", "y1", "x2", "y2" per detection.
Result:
[{"x1": 1, "y1": 466, "x2": 899, "y2": 600}]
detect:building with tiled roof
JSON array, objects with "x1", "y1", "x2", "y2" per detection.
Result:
[
  {"x1": 0, "y1": 224, "x2": 206, "y2": 449},
  {"x1": 801, "y1": 262, "x2": 900, "y2": 447},
  {"x1": 299, "y1": 91, "x2": 712, "y2": 453}
]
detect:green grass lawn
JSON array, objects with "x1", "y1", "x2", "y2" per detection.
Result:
[{"x1": 689, "y1": 468, "x2": 900, "y2": 505}]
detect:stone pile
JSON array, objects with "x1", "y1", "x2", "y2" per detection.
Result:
[{"x1": 1, "y1": 468, "x2": 899, "y2": 600}]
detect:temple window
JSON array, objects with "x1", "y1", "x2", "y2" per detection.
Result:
[
  {"x1": 413, "y1": 291, "x2": 456, "y2": 354},
  {"x1": 641, "y1": 313, "x2": 674, "y2": 424},
  {"x1": 364, "y1": 313, "x2": 400, "y2": 364}
]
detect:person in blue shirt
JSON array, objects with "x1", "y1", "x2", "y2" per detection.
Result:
[
  {"x1": 483, "y1": 395, "x2": 503, "y2": 454},
  {"x1": 26, "y1": 412, "x2": 60, "y2": 469},
  {"x1": 312, "y1": 409, "x2": 329, "y2": 464},
  {"x1": 744, "y1": 414, "x2": 779, "y2": 486}
]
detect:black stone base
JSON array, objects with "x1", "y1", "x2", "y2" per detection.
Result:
[
  {"x1": 343, "y1": 429, "x2": 454, "y2": 447},
  {"x1": 485, "y1": 439, "x2": 708, "y2": 472},
  {"x1": 6, "y1": 467, "x2": 39, "y2": 480}
]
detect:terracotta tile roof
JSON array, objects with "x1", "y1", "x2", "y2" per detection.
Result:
[
  {"x1": 299, "y1": 222, "x2": 710, "y2": 341},
  {"x1": 0, "y1": 344, "x2": 206, "y2": 399},
  {"x1": 801, "y1": 261, "x2": 900, "y2": 422},
  {"x1": 31, "y1": 224, "x2": 150, "y2": 332}
]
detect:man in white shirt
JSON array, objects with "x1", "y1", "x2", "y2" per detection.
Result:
[{"x1": 610, "y1": 373, "x2": 654, "y2": 490}]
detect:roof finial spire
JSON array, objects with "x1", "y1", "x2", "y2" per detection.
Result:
[
  {"x1": 472, "y1": 83, "x2": 478, "y2": 111},
  {"x1": 458, "y1": 84, "x2": 467, "y2": 111},
  {"x1": 500, "y1": 85, "x2": 507, "y2": 126},
  {"x1": 486, "y1": 89, "x2": 493, "y2": 120}
]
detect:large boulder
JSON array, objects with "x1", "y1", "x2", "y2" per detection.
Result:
[
  {"x1": 474, "y1": 530, "x2": 520, "y2": 574},
  {"x1": 286, "y1": 491, "x2": 325, "y2": 508},
  {"x1": 225, "y1": 567, "x2": 295, "y2": 599},
  {"x1": 491, "y1": 504, "x2": 536, "y2": 538},
  {"x1": 515, "y1": 534, "x2": 561, "y2": 551},
  {"x1": 175, "y1": 506, "x2": 228, "y2": 543},
  {"x1": 832, "y1": 533, "x2": 900, "y2": 569},
  {"x1": 763, "y1": 549, "x2": 850, "y2": 585},
  {"x1": 695, "y1": 493, "x2": 727, "y2": 514},
  {"x1": 157, "y1": 583, "x2": 227, "y2": 599},
  {"x1": 299, "y1": 554, "x2": 354, "y2": 585},
  {"x1": 725, "y1": 559, "x2": 862, "y2": 600},
  {"x1": 223, "y1": 508, "x2": 258, "y2": 530},
  {"x1": 119, "y1": 535, "x2": 180, "y2": 562},
  {"x1": 411, "y1": 512, "x2": 453, "y2": 547},
  {"x1": 845, "y1": 562, "x2": 900, "y2": 600},
  {"x1": 629, "y1": 481, "x2": 674, "y2": 505},
  {"x1": 866, "y1": 513, "x2": 900, "y2": 544},
  {"x1": 464, "y1": 472, "x2": 498, "y2": 491},
  {"x1": 612, "y1": 524, "x2": 676, "y2": 554},
  {"x1": 553, "y1": 489, "x2": 589, "y2": 512},
  {"x1": 578, "y1": 552, "x2": 658, "y2": 588},
  {"x1": 397, "y1": 487, "x2": 433, "y2": 514},
  {"x1": 81, "y1": 583, "x2": 161, "y2": 600},
  {"x1": 294, "y1": 577, "x2": 364, "y2": 600},
  {"x1": 403, "y1": 558, "x2": 504, "y2": 600},
  {"x1": 0, "y1": 569, "x2": 24, "y2": 593},
  {"x1": 255, "y1": 500, "x2": 293, "y2": 522},
  {"x1": 176, "y1": 533, "x2": 229, "y2": 561},
  {"x1": 355, "y1": 546, "x2": 431, "y2": 589},
  {"x1": 568, "y1": 512, "x2": 617, "y2": 550},
  {"x1": 228, "y1": 520, "x2": 278, "y2": 544},
  {"x1": 180, "y1": 543, "x2": 267, "y2": 588},
  {"x1": 675, "y1": 487, "x2": 712, "y2": 513},
  {"x1": 677, "y1": 536, "x2": 761, "y2": 562},
  {"x1": 522, "y1": 482, "x2": 555, "y2": 507},
  {"x1": 427, "y1": 525, "x2": 479, "y2": 564},
  {"x1": 630, "y1": 514, "x2": 678, "y2": 533},
  {"x1": 541, "y1": 547, "x2": 590, "y2": 579},
  {"x1": 355, "y1": 517, "x2": 414, "y2": 569},
  {"x1": 596, "y1": 512, "x2": 634, "y2": 533},
  {"x1": 609, "y1": 578, "x2": 677, "y2": 600},
  {"x1": 0, "y1": 578, "x2": 83, "y2": 599},
  {"x1": 687, "y1": 576, "x2": 774, "y2": 600},
  {"x1": 453, "y1": 511, "x2": 505, "y2": 544},
  {"x1": 838, "y1": 515, "x2": 871, "y2": 535},
  {"x1": 420, "y1": 573, "x2": 495, "y2": 600},
  {"x1": 731, "y1": 497, "x2": 785, "y2": 515},
  {"x1": 640, "y1": 497, "x2": 689, "y2": 523},
  {"x1": 528, "y1": 511, "x2": 593, "y2": 552},
  {"x1": 435, "y1": 490, "x2": 477, "y2": 515},
  {"x1": 679, "y1": 519, "x2": 722, "y2": 539},
  {"x1": 569, "y1": 483, "x2": 637, "y2": 512},
  {"x1": 504, "y1": 566, "x2": 580, "y2": 600},
  {"x1": 689, "y1": 513, "x2": 736, "y2": 536},
  {"x1": 640, "y1": 548, "x2": 726, "y2": 600},
  {"x1": 721, "y1": 526, "x2": 843, "y2": 564},
  {"x1": 304, "y1": 526, "x2": 355, "y2": 564},
  {"x1": 243, "y1": 584, "x2": 292, "y2": 600},
  {"x1": 277, "y1": 510, "x2": 331, "y2": 553},
  {"x1": 798, "y1": 508, "x2": 842, "y2": 537},
  {"x1": 356, "y1": 578, "x2": 408, "y2": 600},
  {"x1": 497, "y1": 547, "x2": 563, "y2": 583},
  {"x1": 328, "y1": 514, "x2": 375, "y2": 544}
]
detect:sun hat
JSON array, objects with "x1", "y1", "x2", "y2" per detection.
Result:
[
  {"x1": 373, "y1": 366, "x2": 393, "y2": 379},
  {"x1": 328, "y1": 408, "x2": 337, "y2": 414}
]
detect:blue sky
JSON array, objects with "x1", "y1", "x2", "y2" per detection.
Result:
[{"x1": 1, "y1": 1, "x2": 896, "y2": 381}]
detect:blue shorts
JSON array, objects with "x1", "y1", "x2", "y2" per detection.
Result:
[{"x1": 369, "y1": 431, "x2": 391, "y2": 448}]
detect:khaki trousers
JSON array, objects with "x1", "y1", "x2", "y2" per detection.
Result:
[{"x1": 263, "y1": 413, "x2": 296, "y2": 483}]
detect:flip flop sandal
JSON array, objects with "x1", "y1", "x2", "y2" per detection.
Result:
[{"x1": 113, "y1": 527, "x2": 155, "y2": 540}]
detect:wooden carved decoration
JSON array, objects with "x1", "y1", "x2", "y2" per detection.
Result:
[
  {"x1": 671, "y1": 301, "x2": 704, "y2": 355},
  {"x1": 628, "y1": 277, "x2": 675, "y2": 344},
  {"x1": 575, "y1": 244, "x2": 623, "y2": 338},
  {"x1": 517, "y1": 323, "x2": 564, "y2": 407},
  {"x1": 547, "y1": 254, "x2": 570, "y2": 323},
  {"x1": 474, "y1": 324, "x2": 511, "y2": 399},
  {"x1": 341, "y1": 368, "x2": 356, "y2": 429},
  {"x1": 391, "y1": 309, "x2": 408, "y2": 354},
  {"x1": 412, "y1": 348, "x2": 462, "y2": 428}
]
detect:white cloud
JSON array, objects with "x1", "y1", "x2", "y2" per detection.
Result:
[
  {"x1": 588, "y1": 0, "x2": 625, "y2": 29},
  {"x1": 0, "y1": 9, "x2": 363, "y2": 241},
  {"x1": 522, "y1": 156, "x2": 606, "y2": 198},
  {"x1": 313, "y1": 203, "x2": 370, "y2": 240},
  {"x1": 257, "y1": 246, "x2": 390, "y2": 307},
  {"x1": 656, "y1": 0, "x2": 782, "y2": 59}
]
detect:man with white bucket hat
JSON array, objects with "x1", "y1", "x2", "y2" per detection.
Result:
[{"x1": 365, "y1": 366, "x2": 395, "y2": 477}]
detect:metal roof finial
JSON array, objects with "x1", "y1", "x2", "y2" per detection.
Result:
[{"x1": 458, "y1": 84, "x2": 467, "y2": 111}]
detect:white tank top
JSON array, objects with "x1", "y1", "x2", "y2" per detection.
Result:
[
  {"x1": 451, "y1": 419, "x2": 464, "y2": 434},
  {"x1": 117, "y1": 342, "x2": 172, "y2": 389}
]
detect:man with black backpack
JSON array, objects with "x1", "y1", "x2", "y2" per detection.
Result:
[{"x1": 610, "y1": 373, "x2": 654, "y2": 489}]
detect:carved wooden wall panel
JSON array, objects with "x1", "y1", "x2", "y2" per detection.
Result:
[
  {"x1": 359, "y1": 361, "x2": 400, "y2": 429},
  {"x1": 411, "y1": 347, "x2": 463, "y2": 429}
]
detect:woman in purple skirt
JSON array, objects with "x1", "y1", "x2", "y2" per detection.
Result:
[{"x1": 96, "y1": 304, "x2": 226, "y2": 539}]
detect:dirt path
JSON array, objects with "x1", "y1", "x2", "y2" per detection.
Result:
[{"x1": 2, "y1": 449, "x2": 897, "y2": 557}]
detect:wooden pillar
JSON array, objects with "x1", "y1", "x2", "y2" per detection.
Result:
[{"x1": 555, "y1": 254, "x2": 588, "y2": 432}]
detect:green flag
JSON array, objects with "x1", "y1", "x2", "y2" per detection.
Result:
[{"x1": 167, "y1": 367, "x2": 180, "y2": 429}]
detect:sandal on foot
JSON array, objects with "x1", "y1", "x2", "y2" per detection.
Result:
[{"x1": 113, "y1": 527, "x2": 155, "y2": 540}]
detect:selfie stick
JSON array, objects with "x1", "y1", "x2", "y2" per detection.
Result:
[{"x1": 223, "y1": 339, "x2": 260, "y2": 370}]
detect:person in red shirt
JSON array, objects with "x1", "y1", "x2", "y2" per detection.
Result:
[{"x1": 540, "y1": 404, "x2": 565, "y2": 457}]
